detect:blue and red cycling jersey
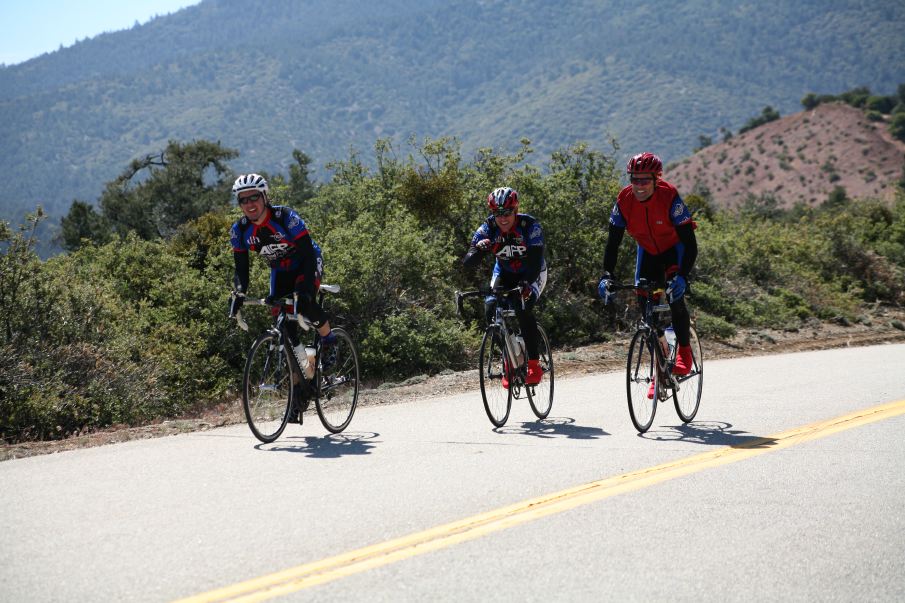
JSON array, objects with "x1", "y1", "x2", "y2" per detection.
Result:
[
  {"x1": 230, "y1": 205, "x2": 321, "y2": 271},
  {"x1": 469, "y1": 213, "x2": 546, "y2": 280}
]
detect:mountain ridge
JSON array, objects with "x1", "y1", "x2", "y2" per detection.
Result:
[{"x1": 1, "y1": 0, "x2": 903, "y2": 231}]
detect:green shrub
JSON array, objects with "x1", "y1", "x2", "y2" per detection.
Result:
[
  {"x1": 4, "y1": 135, "x2": 905, "y2": 443},
  {"x1": 360, "y1": 307, "x2": 479, "y2": 379},
  {"x1": 693, "y1": 312, "x2": 736, "y2": 340}
]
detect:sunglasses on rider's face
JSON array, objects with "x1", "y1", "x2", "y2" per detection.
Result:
[
  {"x1": 238, "y1": 192, "x2": 264, "y2": 205},
  {"x1": 630, "y1": 176, "x2": 655, "y2": 185},
  {"x1": 494, "y1": 208, "x2": 515, "y2": 217}
]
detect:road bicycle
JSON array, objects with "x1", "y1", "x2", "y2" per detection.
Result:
[
  {"x1": 609, "y1": 279, "x2": 703, "y2": 433},
  {"x1": 456, "y1": 286, "x2": 554, "y2": 427},
  {"x1": 229, "y1": 285, "x2": 360, "y2": 442}
]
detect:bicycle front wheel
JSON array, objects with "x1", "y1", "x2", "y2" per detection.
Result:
[
  {"x1": 626, "y1": 329, "x2": 658, "y2": 433},
  {"x1": 315, "y1": 327, "x2": 360, "y2": 433},
  {"x1": 527, "y1": 324, "x2": 554, "y2": 419},
  {"x1": 673, "y1": 326, "x2": 703, "y2": 423},
  {"x1": 479, "y1": 326, "x2": 512, "y2": 427},
  {"x1": 243, "y1": 331, "x2": 293, "y2": 443}
]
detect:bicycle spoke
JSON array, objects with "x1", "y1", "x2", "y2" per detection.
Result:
[
  {"x1": 243, "y1": 333, "x2": 292, "y2": 443},
  {"x1": 479, "y1": 327, "x2": 512, "y2": 427},
  {"x1": 673, "y1": 326, "x2": 703, "y2": 423},
  {"x1": 626, "y1": 330, "x2": 658, "y2": 433},
  {"x1": 527, "y1": 324, "x2": 554, "y2": 419},
  {"x1": 315, "y1": 328, "x2": 359, "y2": 433}
]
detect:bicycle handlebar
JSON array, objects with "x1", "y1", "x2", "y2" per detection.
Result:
[
  {"x1": 455, "y1": 286, "x2": 525, "y2": 316},
  {"x1": 607, "y1": 279, "x2": 665, "y2": 294},
  {"x1": 229, "y1": 284, "x2": 342, "y2": 331}
]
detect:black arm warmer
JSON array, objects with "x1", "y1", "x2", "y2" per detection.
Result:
[
  {"x1": 292, "y1": 233, "x2": 318, "y2": 295},
  {"x1": 521, "y1": 245, "x2": 544, "y2": 284},
  {"x1": 602, "y1": 224, "x2": 625, "y2": 275},
  {"x1": 233, "y1": 252, "x2": 249, "y2": 293},
  {"x1": 676, "y1": 223, "x2": 698, "y2": 277}
]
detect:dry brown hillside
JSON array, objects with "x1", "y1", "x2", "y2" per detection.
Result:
[{"x1": 667, "y1": 103, "x2": 905, "y2": 208}]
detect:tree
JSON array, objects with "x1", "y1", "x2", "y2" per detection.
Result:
[
  {"x1": 839, "y1": 86, "x2": 871, "y2": 108},
  {"x1": 865, "y1": 95, "x2": 895, "y2": 114},
  {"x1": 694, "y1": 135, "x2": 712, "y2": 152},
  {"x1": 801, "y1": 93, "x2": 820, "y2": 110},
  {"x1": 738, "y1": 106, "x2": 781, "y2": 134},
  {"x1": 889, "y1": 113, "x2": 905, "y2": 143},
  {"x1": 67, "y1": 140, "x2": 240, "y2": 246},
  {"x1": 288, "y1": 149, "x2": 317, "y2": 205},
  {"x1": 0, "y1": 209, "x2": 46, "y2": 342},
  {"x1": 59, "y1": 201, "x2": 112, "y2": 251}
]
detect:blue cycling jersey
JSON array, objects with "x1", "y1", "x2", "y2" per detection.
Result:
[
  {"x1": 470, "y1": 213, "x2": 546, "y2": 276},
  {"x1": 230, "y1": 205, "x2": 322, "y2": 271}
]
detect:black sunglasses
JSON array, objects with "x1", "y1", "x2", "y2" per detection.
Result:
[
  {"x1": 630, "y1": 176, "x2": 655, "y2": 185},
  {"x1": 493, "y1": 208, "x2": 515, "y2": 217},
  {"x1": 238, "y1": 192, "x2": 264, "y2": 205}
]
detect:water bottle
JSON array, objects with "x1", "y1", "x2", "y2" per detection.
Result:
[
  {"x1": 293, "y1": 343, "x2": 316, "y2": 379},
  {"x1": 512, "y1": 334, "x2": 526, "y2": 367},
  {"x1": 664, "y1": 326, "x2": 676, "y2": 361}
]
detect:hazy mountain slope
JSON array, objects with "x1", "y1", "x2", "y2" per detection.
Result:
[
  {"x1": 667, "y1": 103, "x2": 905, "y2": 208},
  {"x1": 1, "y1": 0, "x2": 903, "y2": 232}
]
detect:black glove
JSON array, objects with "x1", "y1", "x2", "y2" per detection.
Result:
[{"x1": 228, "y1": 292, "x2": 245, "y2": 317}]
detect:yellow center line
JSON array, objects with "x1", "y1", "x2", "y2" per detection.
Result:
[{"x1": 175, "y1": 399, "x2": 905, "y2": 603}]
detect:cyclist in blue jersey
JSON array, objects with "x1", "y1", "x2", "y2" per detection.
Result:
[
  {"x1": 597, "y1": 152, "x2": 698, "y2": 379},
  {"x1": 463, "y1": 187, "x2": 548, "y2": 386},
  {"x1": 228, "y1": 173, "x2": 336, "y2": 417}
]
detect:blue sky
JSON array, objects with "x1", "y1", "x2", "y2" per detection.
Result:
[{"x1": 0, "y1": 0, "x2": 202, "y2": 66}]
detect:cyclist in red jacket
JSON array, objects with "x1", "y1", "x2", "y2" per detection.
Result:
[{"x1": 598, "y1": 152, "x2": 698, "y2": 380}]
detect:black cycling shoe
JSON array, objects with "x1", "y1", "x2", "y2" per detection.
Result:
[{"x1": 288, "y1": 390, "x2": 305, "y2": 424}]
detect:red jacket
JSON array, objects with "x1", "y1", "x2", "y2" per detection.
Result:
[{"x1": 613, "y1": 180, "x2": 692, "y2": 255}]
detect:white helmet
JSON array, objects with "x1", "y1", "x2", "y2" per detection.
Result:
[{"x1": 232, "y1": 173, "x2": 269, "y2": 198}]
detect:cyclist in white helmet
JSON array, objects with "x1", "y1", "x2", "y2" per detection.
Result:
[{"x1": 228, "y1": 173, "x2": 336, "y2": 421}]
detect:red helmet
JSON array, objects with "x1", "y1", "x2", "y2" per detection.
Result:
[
  {"x1": 487, "y1": 187, "x2": 519, "y2": 212},
  {"x1": 626, "y1": 152, "x2": 663, "y2": 175}
]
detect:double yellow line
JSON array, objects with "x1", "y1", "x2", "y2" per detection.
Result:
[{"x1": 177, "y1": 399, "x2": 905, "y2": 602}]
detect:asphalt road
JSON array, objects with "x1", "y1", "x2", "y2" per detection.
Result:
[{"x1": 2, "y1": 343, "x2": 904, "y2": 602}]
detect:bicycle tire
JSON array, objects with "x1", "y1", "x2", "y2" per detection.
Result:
[
  {"x1": 479, "y1": 326, "x2": 512, "y2": 427},
  {"x1": 315, "y1": 327, "x2": 360, "y2": 433},
  {"x1": 243, "y1": 331, "x2": 293, "y2": 443},
  {"x1": 527, "y1": 324, "x2": 554, "y2": 419},
  {"x1": 626, "y1": 329, "x2": 658, "y2": 433},
  {"x1": 673, "y1": 326, "x2": 703, "y2": 423}
]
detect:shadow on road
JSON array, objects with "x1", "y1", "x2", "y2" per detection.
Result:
[
  {"x1": 256, "y1": 431, "x2": 380, "y2": 458},
  {"x1": 641, "y1": 421, "x2": 774, "y2": 448},
  {"x1": 495, "y1": 416, "x2": 610, "y2": 440}
]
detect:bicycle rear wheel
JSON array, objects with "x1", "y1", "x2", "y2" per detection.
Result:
[
  {"x1": 315, "y1": 327, "x2": 360, "y2": 433},
  {"x1": 243, "y1": 331, "x2": 293, "y2": 443},
  {"x1": 527, "y1": 324, "x2": 554, "y2": 419},
  {"x1": 673, "y1": 326, "x2": 703, "y2": 423},
  {"x1": 479, "y1": 326, "x2": 512, "y2": 427},
  {"x1": 626, "y1": 329, "x2": 658, "y2": 433}
]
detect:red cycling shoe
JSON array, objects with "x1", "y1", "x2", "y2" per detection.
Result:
[
  {"x1": 673, "y1": 344, "x2": 693, "y2": 375},
  {"x1": 526, "y1": 359, "x2": 543, "y2": 385}
]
